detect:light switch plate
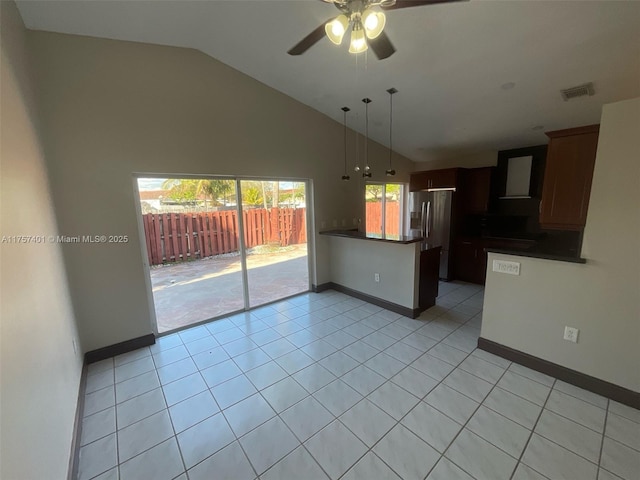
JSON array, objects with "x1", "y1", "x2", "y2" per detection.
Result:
[{"x1": 492, "y1": 260, "x2": 521, "y2": 275}]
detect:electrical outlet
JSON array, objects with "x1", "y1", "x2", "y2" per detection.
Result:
[
  {"x1": 321, "y1": 220, "x2": 326, "y2": 229},
  {"x1": 374, "y1": 273, "x2": 380, "y2": 282},
  {"x1": 563, "y1": 326, "x2": 579, "y2": 343}
]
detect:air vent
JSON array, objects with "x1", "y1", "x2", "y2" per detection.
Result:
[{"x1": 560, "y1": 83, "x2": 595, "y2": 101}]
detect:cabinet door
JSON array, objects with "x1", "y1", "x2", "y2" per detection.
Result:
[
  {"x1": 453, "y1": 241, "x2": 478, "y2": 283},
  {"x1": 540, "y1": 128, "x2": 598, "y2": 229},
  {"x1": 464, "y1": 168, "x2": 492, "y2": 213},
  {"x1": 411, "y1": 169, "x2": 458, "y2": 191},
  {"x1": 431, "y1": 168, "x2": 457, "y2": 189},
  {"x1": 409, "y1": 172, "x2": 429, "y2": 191}
]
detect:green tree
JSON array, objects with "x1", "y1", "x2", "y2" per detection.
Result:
[
  {"x1": 365, "y1": 184, "x2": 383, "y2": 202},
  {"x1": 161, "y1": 178, "x2": 235, "y2": 208},
  {"x1": 161, "y1": 179, "x2": 198, "y2": 203},
  {"x1": 242, "y1": 186, "x2": 264, "y2": 207},
  {"x1": 386, "y1": 184, "x2": 401, "y2": 201}
]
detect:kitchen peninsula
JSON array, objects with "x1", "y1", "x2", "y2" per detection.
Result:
[{"x1": 320, "y1": 230, "x2": 441, "y2": 318}]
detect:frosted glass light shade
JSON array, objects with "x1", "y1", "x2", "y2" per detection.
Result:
[
  {"x1": 362, "y1": 9, "x2": 385, "y2": 39},
  {"x1": 325, "y1": 15, "x2": 349, "y2": 45},
  {"x1": 348, "y1": 27, "x2": 368, "y2": 53}
]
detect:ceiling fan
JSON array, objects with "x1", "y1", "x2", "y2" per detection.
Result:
[{"x1": 288, "y1": 0, "x2": 466, "y2": 60}]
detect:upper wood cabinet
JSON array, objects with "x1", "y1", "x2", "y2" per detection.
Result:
[
  {"x1": 540, "y1": 125, "x2": 599, "y2": 230},
  {"x1": 409, "y1": 168, "x2": 458, "y2": 191},
  {"x1": 460, "y1": 167, "x2": 493, "y2": 213}
]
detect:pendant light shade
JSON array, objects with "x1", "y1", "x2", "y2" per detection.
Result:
[
  {"x1": 349, "y1": 23, "x2": 368, "y2": 54},
  {"x1": 386, "y1": 87, "x2": 397, "y2": 176},
  {"x1": 362, "y1": 97, "x2": 372, "y2": 178},
  {"x1": 341, "y1": 106, "x2": 351, "y2": 181},
  {"x1": 362, "y1": 9, "x2": 386, "y2": 39},
  {"x1": 326, "y1": 15, "x2": 349, "y2": 45}
]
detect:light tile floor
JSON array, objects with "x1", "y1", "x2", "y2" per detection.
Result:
[{"x1": 77, "y1": 282, "x2": 640, "y2": 480}]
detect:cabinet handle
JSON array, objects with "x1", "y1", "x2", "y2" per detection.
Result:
[{"x1": 539, "y1": 200, "x2": 543, "y2": 215}]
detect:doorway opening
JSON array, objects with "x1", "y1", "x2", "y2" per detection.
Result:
[{"x1": 134, "y1": 176, "x2": 310, "y2": 334}]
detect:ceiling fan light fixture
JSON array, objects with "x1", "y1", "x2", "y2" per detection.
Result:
[
  {"x1": 325, "y1": 14, "x2": 349, "y2": 45},
  {"x1": 348, "y1": 25, "x2": 368, "y2": 53},
  {"x1": 362, "y1": 9, "x2": 386, "y2": 39}
]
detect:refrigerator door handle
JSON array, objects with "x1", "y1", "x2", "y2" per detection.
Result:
[
  {"x1": 426, "y1": 201, "x2": 431, "y2": 238},
  {"x1": 421, "y1": 202, "x2": 427, "y2": 238}
]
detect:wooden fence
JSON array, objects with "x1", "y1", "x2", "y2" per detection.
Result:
[
  {"x1": 143, "y1": 208, "x2": 306, "y2": 266},
  {"x1": 366, "y1": 201, "x2": 400, "y2": 236}
]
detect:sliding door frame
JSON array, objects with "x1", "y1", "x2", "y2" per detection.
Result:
[{"x1": 132, "y1": 172, "x2": 313, "y2": 336}]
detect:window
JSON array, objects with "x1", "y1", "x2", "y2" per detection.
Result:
[{"x1": 365, "y1": 183, "x2": 405, "y2": 239}]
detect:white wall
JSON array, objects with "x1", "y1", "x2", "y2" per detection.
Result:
[
  {"x1": 0, "y1": 2, "x2": 83, "y2": 479},
  {"x1": 328, "y1": 236, "x2": 419, "y2": 309},
  {"x1": 28, "y1": 30, "x2": 416, "y2": 352},
  {"x1": 482, "y1": 98, "x2": 640, "y2": 392}
]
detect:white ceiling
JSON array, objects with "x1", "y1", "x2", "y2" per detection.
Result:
[{"x1": 16, "y1": 0, "x2": 640, "y2": 163}]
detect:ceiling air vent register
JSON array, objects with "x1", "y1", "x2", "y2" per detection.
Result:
[{"x1": 560, "y1": 82, "x2": 595, "y2": 101}]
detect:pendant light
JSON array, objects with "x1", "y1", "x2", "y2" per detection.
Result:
[
  {"x1": 362, "y1": 97, "x2": 372, "y2": 178},
  {"x1": 349, "y1": 21, "x2": 368, "y2": 54},
  {"x1": 362, "y1": 9, "x2": 386, "y2": 40},
  {"x1": 341, "y1": 106, "x2": 351, "y2": 181},
  {"x1": 326, "y1": 14, "x2": 349, "y2": 45},
  {"x1": 386, "y1": 87, "x2": 397, "y2": 176}
]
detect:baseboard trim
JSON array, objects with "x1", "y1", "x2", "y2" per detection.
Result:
[
  {"x1": 84, "y1": 334, "x2": 156, "y2": 364},
  {"x1": 312, "y1": 283, "x2": 332, "y2": 293},
  {"x1": 478, "y1": 337, "x2": 640, "y2": 409},
  {"x1": 67, "y1": 363, "x2": 87, "y2": 480},
  {"x1": 315, "y1": 282, "x2": 420, "y2": 318}
]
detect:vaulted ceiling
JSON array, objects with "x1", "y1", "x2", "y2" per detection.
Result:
[{"x1": 17, "y1": 0, "x2": 640, "y2": 163}]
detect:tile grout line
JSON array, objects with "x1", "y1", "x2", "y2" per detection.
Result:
[
  {"x1": 257, "y1": 288, "x2": 478, "y2": 479},
  {"x1": 81, "y1": 285, "x2": 484, "y2": 480},
  {"x1": 596, "y1": 399, "x2": 609, "y2": 480},
  {"x1": 325, "y1": 298, "x2": 486, "y2": 480},
  {"x1": 416, "y1": 348, "x2": 510, "y2": 480},
  {"x1": 507, "y1": 378, "x2": 557, "y2": 480}
]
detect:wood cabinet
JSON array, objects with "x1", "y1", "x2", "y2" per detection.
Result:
[
  {"x1": 460, "y1": 167, "x2": 493, "y2": 213},
  {"x1": 540, "y1": 125, "x2": 599, "y2": 230},
  {"x1": 452, "y1": 239, "x2": 486, "y2": 285},
  {"x1": 409, "y1": 168, "x2": 458, "y2": 191},
  {"x1": 419, "y1": 246, "x2": 441, "y2": 309},
  {"x1": 453, "y1": 237, "x2": 534, "y2": 285}
]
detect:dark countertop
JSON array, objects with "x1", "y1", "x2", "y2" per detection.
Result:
[
  {"x1": 457, "y1": 234, "x2": 586, "y2": 264},
  {"x1": 485, "y1": 246, "x2": 586, "y2": 264},
  {"x1": 320, "y1": 229, "x2": 441, "y2": 250}
]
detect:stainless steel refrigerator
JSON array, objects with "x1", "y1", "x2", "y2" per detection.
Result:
[{"x1": 409, "y1": 190, "x2": 453, "y2": 279}]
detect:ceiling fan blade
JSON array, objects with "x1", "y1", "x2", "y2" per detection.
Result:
[
  {"x1": 369, "y1": 31, "x2": 396, "y2": 60},
  {"x1": 383, "y1": 0, "x2": 468, "y2": 10},
  {"x1": 287, "y1": 23, "x2": 327, "y2": 56}
]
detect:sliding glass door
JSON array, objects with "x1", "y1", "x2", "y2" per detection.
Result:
[
  {"x1": 135, "y1": 176, "x2": 310, "y2": 334},
  {"x1": 240, "y1": 180, "x2": 309, "y2": 308}
]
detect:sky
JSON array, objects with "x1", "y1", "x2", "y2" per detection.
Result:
[{"x1": 137, "y1": 178, "x2": 166, "y2": 191}]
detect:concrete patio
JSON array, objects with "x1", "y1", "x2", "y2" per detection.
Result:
[{"x1": 150, "y1": 244, "x2": 309, "y2": 332}]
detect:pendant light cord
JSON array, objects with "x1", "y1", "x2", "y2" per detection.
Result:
[
  {"x1": 389, "y1": 91, "x2": 393, "y2": 169},
  {"x1": 343, "y1": 109, "x2": 348, "y2": 175},
  {"x1": 362, "y1": 97, "x2": 372, "y2": 177}
]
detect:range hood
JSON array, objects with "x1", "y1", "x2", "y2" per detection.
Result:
[{"x1": 500, "y1": 155, "x2": 532, "y2": 199}]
